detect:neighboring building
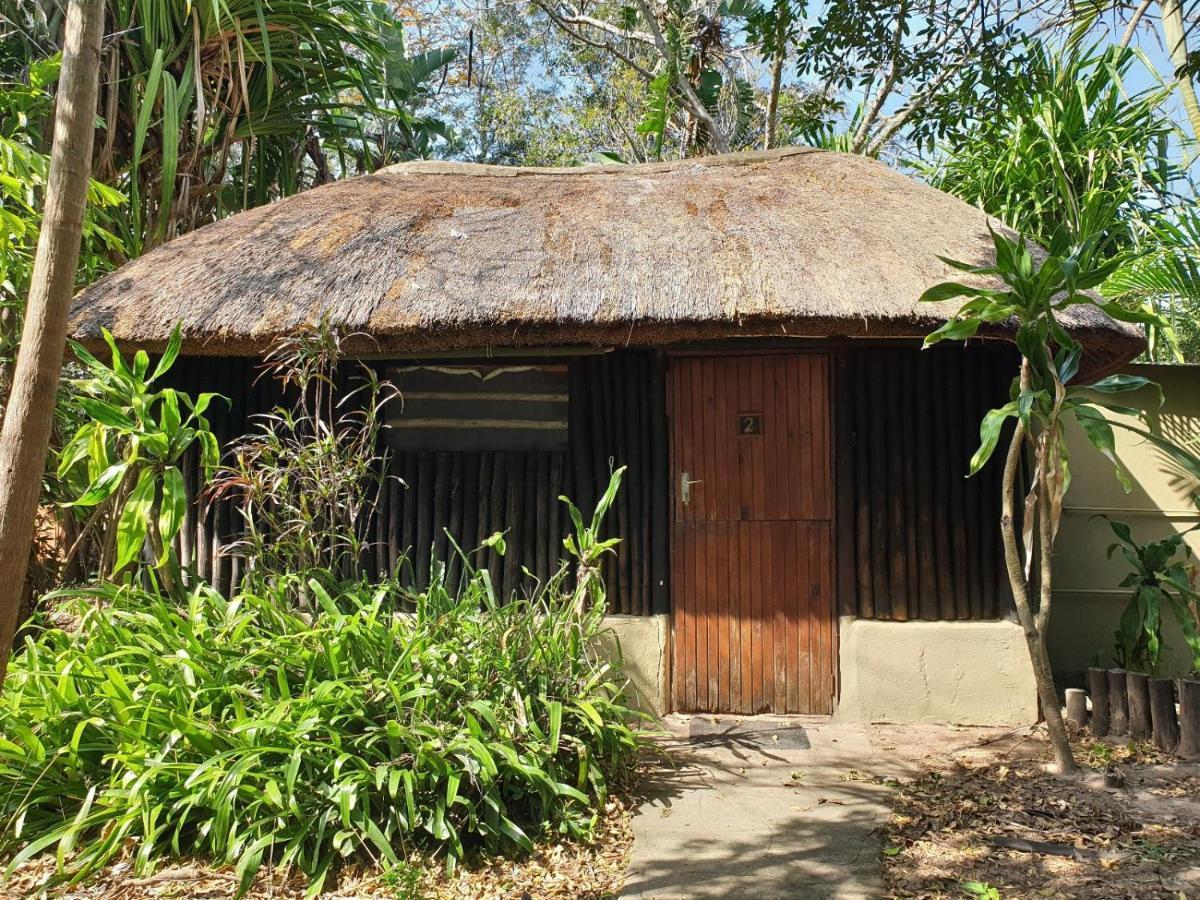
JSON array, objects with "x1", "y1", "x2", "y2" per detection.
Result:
[
  {"x1": 1053, "y1": 363, "x2": 1200, "y2": 682},
  {"x1": 70, "y1": 148, "x2": 1145, "y2": 724}
]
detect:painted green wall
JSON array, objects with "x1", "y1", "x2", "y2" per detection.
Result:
[{"x1": 1052, "y1": 363, "x2": 1200, "y2": 683}]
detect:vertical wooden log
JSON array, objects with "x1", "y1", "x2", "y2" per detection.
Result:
[
  {"x1": 946, "y1": 351, "x2": 970, "y2": 620},
  {"x1": 521, "y1": 452, "x2": 538, "y2": 591},
  {"x1": 930, "y1": 351, "x2": 956, "y2": 619},
  {"x1": 649, "y1": 354, "x2": 670, "y2": 615},
  {"x1": 535, "y1": 452, "x2": 549, "y2": 586},
  {"x1": 885, "y1": 354, "x2": 908, "y2": 621},
  {"x1": 1065, "y1": 688, "x2": 1088, "y2": 730},
  {"x1": 637, "y1": 354, "x2": 652, "y2": 616},
  {"x1": 502, "y1": 454, "x2": 521, "y2": 599},
  {"x1": 1127, "y1": 672, "x2": 1152, "y2": 740},
  {"x1": 387, "y1": 473, "x2": 401, "y2": 577},
  {"x1": 1088, "y1": 667, "x2": 1110, "y2": 737},
  {"x1": 567, "y1": 361, "x2": 593, "y2": 524},
  {"x1": 431, "y1": 451, "x2": 450, "y2": 576},
  {"x1": 400, "y1": 452, "x2": 417, "y2": 586},
  {"x1": 834, "y1": 353, "x2": 858, "y2": 618},
  {"x1": 962, "y1": 356, "x2": 983, "y2": 619},
  {"x1": 900, "y1": 352, "x2": 921, "y2": 619},
  {"x1": 913, "y1": 352, "x2": 938, "y2": 619},
  {"x1": 1178, "y1": 679, "x2": 1200, "y2": 758},
  {"x1": 868, "y1": 361, "x2": 891, "y2": 617},
  {"x1": 1108, "y1": 669, "x2": 1130, "y2": 735},
  {"x1": 474, "y1": 452, "x2": 492, "y2": 572},
  {"x1": 415, "y1": 451, "x2": 433, "y2": 590},
  {"x1": 446, "y1": 453, "x2": 465, "y2": 588},
  {"x1": 1150, "y1": 678, "x2": 1179, "y2": 753},
  {"x1": 487, "y1": 451, "x2": 507, "y2": 595},
  {"x1": 852, "y1": 353, "x2": 874, "y2": 618}
]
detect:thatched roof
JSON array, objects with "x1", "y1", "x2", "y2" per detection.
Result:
[{"x1": 71, "y1": 147, "x2": 1144, "y2": 372}]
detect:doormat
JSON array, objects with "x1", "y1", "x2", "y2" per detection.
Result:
[{"x1": 686, "y1": 716, "x2": 811, "y2": 750}]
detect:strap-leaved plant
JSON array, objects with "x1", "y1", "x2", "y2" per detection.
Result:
[
  {"x1": 57, "y1": 325, "x2": 222, "y2": 597},
  {"x1": 922, "y1": 226, "x2": 1160, "y2": 774}
]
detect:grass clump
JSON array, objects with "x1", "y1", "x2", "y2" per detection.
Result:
[{"x1": 0, "y1": 474, "x2": 642, "y2": 896}]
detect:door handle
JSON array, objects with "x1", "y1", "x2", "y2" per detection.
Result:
[{"x1": 680, "y1": 471, "x2": 702, "y2": 505}]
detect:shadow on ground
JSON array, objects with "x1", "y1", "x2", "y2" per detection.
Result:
[{"x1": 621, "y1": 717, "x2": 934, "y2": 899}]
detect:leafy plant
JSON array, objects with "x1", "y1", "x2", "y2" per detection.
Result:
[
  {"x1": 0, "y1": 470, "x2": 640, "y2": 896},
  {"x1": 209, "y1": 324, "x2": 396, "y2": 603},
  {"x1": 55, "y1": 325, "x2": 222, "y2": 595},
  {"x1": 922, "y1": 223, "x2": 1163, "y2": 774},
  {"x1": 1103, "y1": 517, "x2": 1200, "y2": 675},
  {"x1": 0, "y1": 55, "x2": 124, "y2": 402}
]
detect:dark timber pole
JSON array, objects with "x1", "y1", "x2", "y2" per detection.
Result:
[
  {"x1": 1088, "y1": 667, "x2": 1110, "y2": 737},
  {"x1": 1127, "y1": 672, "x2": 1152, "y2": 741},
  {"x1": 1178, "y1": 679, "x2": 1200, "y2": 758},
  {"x1": 1149, "y1": 678, "x2": 1179, "y2": 753},
  {"x1": 1108, "y1": 669, "x2": 1130, "y2": 735}
]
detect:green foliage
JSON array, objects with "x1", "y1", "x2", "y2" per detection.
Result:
[
  {"x1": 1103, "y1": 517, "x2": 1200, "y2": 675},
  {"x1": 928, "y1": 43, "x2": 1176, "y2": 253},
  {"x1": 1, "y1": 0, "x2": 453, "y2": 258},
  {"x1": 0, "y1": 56, "x2": 125, "y2": 375},
  {"x1": 923, "y1": 225, "x2": 1156, "y2": 485},
  {"x1": 210, "y1": 324, "x2": 395, "y2": 600},
  {"x1": 925, "y1": 42, "x2": 1192, "y2": 359},
  {"x1": 56, "y1": 326, "x2": 222, "y2": 588},
  {"x1": 0, "y1": 471, "x2": 640, "y2": 896}
]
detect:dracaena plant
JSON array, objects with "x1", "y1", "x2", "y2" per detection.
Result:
[
  {"x1": 56, "y1": 325, "x2": 223, "y2": 597},
  {"x1": 1103, "y1": 518, "x2": 1200, "y2": 676},
  {"x1": 922, "y1": 225, "x2": 1163, "y2": 775}
]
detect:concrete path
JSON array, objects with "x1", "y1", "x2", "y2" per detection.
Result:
[{"x1": 621, "y1": 717, "x2": 986, "y2": 899}]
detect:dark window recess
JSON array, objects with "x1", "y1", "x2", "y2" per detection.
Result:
[{"x1": 386, "y1": 365, "x2": 569, "y2": 451}]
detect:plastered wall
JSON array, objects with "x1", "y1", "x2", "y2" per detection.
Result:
[{"x1": 1053, "y1": 363, "x2": 1200, "y2": 681}]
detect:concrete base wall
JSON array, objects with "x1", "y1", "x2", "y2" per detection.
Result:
[
  {"x1": 836, "y1": 617, "x2": 1038, "y2": 725},
  {"x1": 598, "y1": 614, "x2": 669, "y2": 716}
]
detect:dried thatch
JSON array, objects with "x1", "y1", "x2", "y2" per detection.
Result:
[{"x1": 70, "y1": 147, "x2": 1144, "y2": 372}]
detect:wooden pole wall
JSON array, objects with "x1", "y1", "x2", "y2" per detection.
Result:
[
  {"x1": 836, "y1": 343, "x2": 1017, "y2": 621},
  {"x1": 165, "y1": 350, "x2": 668, "y2": 615}
]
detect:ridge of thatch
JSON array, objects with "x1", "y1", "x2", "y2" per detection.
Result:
[{"x1": 69, "y1": 147, "x2": 1145, "y2": 373}]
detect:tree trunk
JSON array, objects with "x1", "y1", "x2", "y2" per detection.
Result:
[
  {"x1": 996, "y1": 364, "x2": 1075, "y2": 774},
  {"x1": 1149, "y1": 677, "x2": 1179, "y2": 753},
  {"x1": 1160, "y1": 0, "x2": 1200, "y2": 141},
  {"x1": 0, "y1": 0, "x2": 104, "y2": 691},
  {"x1": 1088, "y1": 667, "x2": 1110, "y2": 737},
  {"x1": 764, "y1": 46, "x2": 784, "y2": 150},
  {"x1": 1127, "y1": 671, "x2": 1152, "y2": 740}
]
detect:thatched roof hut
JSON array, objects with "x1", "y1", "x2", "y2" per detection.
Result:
[
  {"x1": 70, "y1": 147, "x2": 1143, "y2": 372},
  {"x1": 69, "y1": 148, "x2": 1147, "y2": 723}
]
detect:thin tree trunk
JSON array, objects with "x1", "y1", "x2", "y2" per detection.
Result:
[
  {"x1": 764, "y1": 46, "x2": 784, "y2": 150},
  {"x1": 999, "y1": 359, "x2": 1076, "y2": 774},
  {"x1": 1161, "y1": 0, "x2": 1200, "y2": 141},
  {"x1": 0, "y1": 0, "x2": 104, "y2": 691}
]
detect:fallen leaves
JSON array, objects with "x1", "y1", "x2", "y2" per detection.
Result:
[
  {"x1": 882, "y1": 732, "x2": 1200, "y2": 899},
  {"x1": 5, "y1": 798, "x2": 636, "y2": 900}
]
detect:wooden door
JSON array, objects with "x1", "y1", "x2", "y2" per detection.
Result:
[{"x1": 669, "y1": 354, "x2": 836, "y2": 715}]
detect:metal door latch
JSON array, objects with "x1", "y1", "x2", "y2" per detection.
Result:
[{"x1": 680, "y1": 471, "x2": 701, "y2": 505}]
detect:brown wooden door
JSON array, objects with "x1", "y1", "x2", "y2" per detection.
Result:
[{"x1": 669, "y1": 354, "x2": 836, "y2": 715}]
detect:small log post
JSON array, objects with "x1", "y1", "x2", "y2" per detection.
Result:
[
  {"x1": 1149, "y1": 678, "x2": 1179, "y2": 753},
  {"x1": 1108, "y1": 669, "x2": 1130, "y2": 735},
  {"x1": 1127, "y1": 672, "x2": 1152, "y2": 740},
  {"x1": 1178, "y1": 678, "x2": 1200, "y2": 758},
  {"x1": 1088, "y1": 667, "x2": 1110, "y2": 737},
  {"x1": 1065, "y1": 688, "x2": 1088, "y2": 730}
]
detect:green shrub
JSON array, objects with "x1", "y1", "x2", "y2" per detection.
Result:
[{"x1": 0, "y1": 474, "x2": 642, "y2": 896}]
